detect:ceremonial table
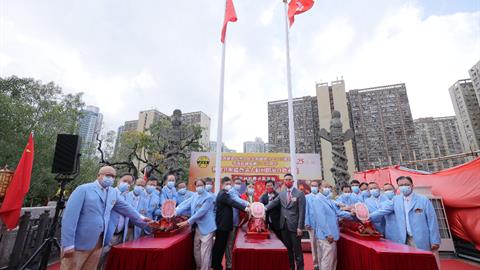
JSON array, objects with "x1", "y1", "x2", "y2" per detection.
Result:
[
  {"x1": 232, "y1": 229, "x2": 290, "y2": 270},
  {"x1": 106, "y1": 229, "x2": 194, "y2": 270},
  {"x1": 337, "y1": 233, "x2": 438, "y2": 270}
]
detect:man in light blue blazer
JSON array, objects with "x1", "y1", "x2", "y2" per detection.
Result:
[
  {"x1": 145, "y1": 177, "x2": 161, "y2": 221},
  {"x1": 176, "y1": 179, "x2": 216, "y2": 270},
  {"x1": 124, "y1": 178, "x2": 149, "y2": 242},
  {"x1": 335, "y1": 184, "x2": 357, "y2": 207},
  {"x1": 350, "y1": 179, "x2": 364, "y2": 203},
  {"x1": 370, "y1": 176, "x2": 441, "y2": 266},
  {"x1": 364, "y1": 182, "x2": 385, "y2": 235},
  {"x1": 160, "y1": 173, "x2": 178, "y2": 205},
  {"x1": 305, "y1": 180, "x2": 320, "y2": 270},
  {"x1": 177, "y1": 181, "x2": 194, "y2": 205},
  {"x1": 310, "y1": 185, "x2": 354, "y2": 270},
  {"x1": 379, "y1": 183, "x2": 400, "y2": 243},
  {"x1": 61, "y1": 166, "x2": 150, "y2": 270}
]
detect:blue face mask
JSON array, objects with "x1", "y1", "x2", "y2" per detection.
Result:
[
  {"x1": 384, "y1": 190, "x2": 395, "y2": 200},
  {"x1": 399, "y1": 186, "x2": 412, "y2": 196},
  {"x1": 167, "y1": 181, "x2": 175, "y2": 189},
  {"x1": 118, "y1": 182, "x2": 129, "y2": 193},
  {"x1": 322, "y1": 188, "x2": 332, "y2": 197},
  {"x1": 196, "y1": 186, "x2": 205, "y2": 194},
  {"x1": 133, "y1": 186, "x2": 144, "y2": 196},
  {"x1": 205, "y1": 184, "x2": 213, "y2": 191},
  {"x1": 370, "y1": 189, "x2": 380, "y2": 198},
  {"x1": 361, "y1": 190, "x2": 370, "y2": 198},
  {"x1": 352, "y1": 186, "x2": 360, "y2": 194},
  {"x1": 311, "y1": 187, "x2": 319, "y2": 194},
  {"x1": 101, "y1": 176, "x2": 114, "y2": 188},
  {"x1": 178, "y1": 188, "x2": 187, "y2": 195},
  {"x1": 234, "y1": 184, "x2": 242, "y2": 191},
  {"x1": 146, "y1": 185, "x2": 156, "y2": 194}
]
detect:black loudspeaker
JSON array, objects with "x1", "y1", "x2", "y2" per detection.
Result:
[{"x1": 51, "y1": 134, "x2": 81, "y2": 174}]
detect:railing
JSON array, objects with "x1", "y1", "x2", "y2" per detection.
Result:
[{"x1": 0, "y1": 206, "x2": 60, "y2": 270}]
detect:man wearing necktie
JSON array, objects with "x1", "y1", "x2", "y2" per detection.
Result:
[
  {"x1": 260, "y1": 179, "x2": 282, "y2": 242},
  {"x1": 266, "y1": 173, "x2": 306, "y2": 270},
  {"x1": 370, "y1": 176, "x2": 441, "y2": 267},
  {"x1": 61, "y1": 166, "x2": 151, "y2": 270}
]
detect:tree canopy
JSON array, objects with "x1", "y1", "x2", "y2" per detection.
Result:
[{"x1": 0, "y1": 76, "x2": 87, "y2": 205}]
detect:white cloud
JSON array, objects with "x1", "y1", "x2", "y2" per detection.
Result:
[{"x1": 1, "y1": 1, "x2": 479, "y2": 152}]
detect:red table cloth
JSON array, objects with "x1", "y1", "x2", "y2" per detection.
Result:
[
  {"x1": 106, "y1": 229, "x2": 194, "y2": 270},
  {"x1": 337, "y1": 233, "x2": 438, "y2": 270},
  {"x1": 233, "y1": 229, "x2": 290, "y2": 270}
]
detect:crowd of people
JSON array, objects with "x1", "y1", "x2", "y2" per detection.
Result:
[{"x1": 60, "y1": 166, "x2": 441, "y2": 270}]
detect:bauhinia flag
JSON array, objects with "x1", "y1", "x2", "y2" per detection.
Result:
[
  {"x1": 288, "y1": 0, "x2": 314, "y2": 26},
  {"x1": 221, "y1": 0, "x2": 238, "y2": 43},
  {"x1": 0, "y1": 133, "x2": 34, "y2": 229}
]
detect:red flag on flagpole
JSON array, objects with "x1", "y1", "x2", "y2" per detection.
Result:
[
  {"x1": 221, "y1": 0, "x2": 238, "y2": 43},
  {"x1": 288, "y1": 0, "x2": 314, "y2": 26},
  {"x1": 143, "y1": 167, "x2": 148, "y2": 181},
  {"x1": 0, "y1": 133, "x2": 34, "y2": 229}
]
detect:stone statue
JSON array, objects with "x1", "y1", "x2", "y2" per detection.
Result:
[
  {"x1": 163, "y1": 109, "x2": 200, "y2": 181},
  {"x1": 319, "y1": 110, "x2": 354, "y2": 191},
  {"x1": 164, "y1": 109, "x2": 185, "y2": 181}
]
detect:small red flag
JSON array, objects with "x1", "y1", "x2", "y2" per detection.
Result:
[
  {"x1": 0, "y1": 133, "x2": 34, "y2": 229},
  {"x1": 143, "y1": 167, "x2": 148, "y2": 181},
  {"x1": 221, "y1": 0, "x2": 238, "y2": 43},
  {"x1": 288, "y1": 0, "x2": 314, "y2": 26}
]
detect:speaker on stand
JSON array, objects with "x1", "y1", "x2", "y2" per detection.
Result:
[{"x1": 20, "y1": 134, "x2": 81, "y2": 270}]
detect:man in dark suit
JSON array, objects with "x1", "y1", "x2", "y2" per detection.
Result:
[
  {"x1": 266, "y1": 173, "x2": 306, "y2": 270},
  {"x1": 212, "y1": 177, "x2": 249, "y2": 270},
  {"x1": 260, "y1": 179, "x2": 282, "y2": 242}
]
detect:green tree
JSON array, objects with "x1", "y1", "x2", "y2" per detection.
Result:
[
  {"x1": 0, "y1": 76, "x2": 86, "y2": 205},
  {"x1": 112, "y1": 117, "x2": 204, "y2": 182}
]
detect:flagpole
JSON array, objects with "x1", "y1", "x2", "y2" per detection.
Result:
[
  {"x1": 215, "y1": 39, "x2": 227, "y2": 194},
  {"x1": 283, "y1": 0, "x2": 298, "y2": 186}
]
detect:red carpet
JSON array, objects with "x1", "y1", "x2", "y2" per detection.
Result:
[{"x1": 47, "y1": 255, "x2": 479, "y2": 270}]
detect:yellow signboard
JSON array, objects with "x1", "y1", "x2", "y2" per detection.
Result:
[{"x1": 188, "y1": 152, "x2": 322, "y2": 195}]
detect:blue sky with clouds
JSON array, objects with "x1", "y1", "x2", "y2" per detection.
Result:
[{"x1": 1, "y1": 0, "x2": 479, "y2": 151}]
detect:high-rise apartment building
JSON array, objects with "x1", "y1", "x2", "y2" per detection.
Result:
[
  {"x1": 469, "y1": 60, "x2": 480, "y2": 104},
  {"x1": 78, "y1": 105, "x2": 103, "y2": 153},
  {"x1": 181, "y1": 111, "x2": 211, "y2": 149},
  {"x1": 244, "y1": 137, "x2": 267, "y2": 153},
  {"x1": 268, "y1": 96, "x2": 320, "y2": 154},
  {"x1": 449, "y1": 79, "x2": 480, "y2": 151},
  {"x1": 316, "y1": 80, "x2": 357, "y2": 181},
  {"x1": 347, "y1": 83, "x2": 419, "y2": 171},
  {"x1": 137, "y1": 109, "x2": 169, "y2": 132},
  {"x1": 414, "y1": 116, "x2": 467, "y2": 171}
]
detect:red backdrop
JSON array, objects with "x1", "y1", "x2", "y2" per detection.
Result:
[{"x1": 353, "y1": 157, "x2": 480, "y2": 250}]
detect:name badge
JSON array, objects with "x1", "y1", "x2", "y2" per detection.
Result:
[{"x1": 292, "y1": 197, "x2": 297, "y2": 202}]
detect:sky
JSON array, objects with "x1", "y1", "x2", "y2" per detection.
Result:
[{"x1": 1, "y1": 0, "x2": 479, "y2": 152}]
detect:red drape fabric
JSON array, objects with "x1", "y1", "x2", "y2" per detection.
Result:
[
  {"x1": 233, "y1": 229, "x2": 290, "y2": 270},
  {"x1": 337, "y1": 233, "x2": 438, "y2": 270},
  {"x1": 353, "y1": 158, "x2": 480, "y2": 250},
  {"x1": 106, "y1": 229, "x2": 194, "y2": 270}
]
